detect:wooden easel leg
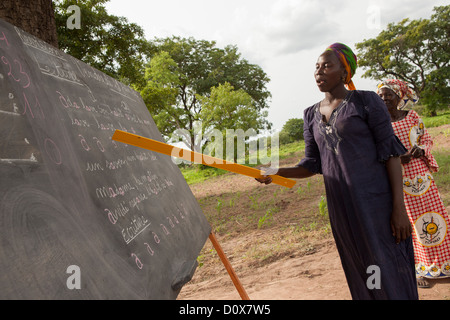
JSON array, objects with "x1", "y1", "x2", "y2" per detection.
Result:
[{"x1": 208, "y1": 232, "x2": 250, "y2": 300}]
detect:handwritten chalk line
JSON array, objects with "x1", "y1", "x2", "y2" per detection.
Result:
[
  {"x1": 0, "y1": 110, "x2": 20, "y2": 116},
  {"x1": 27, "y1": 44, "x2": 66, "y2": 60},
  {"x1": 109, "y1": 87, "x2": 137, "y2": 103},
  {"x1": 124, "y1": 222, "x2": 152, "y2": 245},
  {"x1": 0, "y1": 158, "x2": 38, "y2": 164},
  {"x1": 19, "y1": 35, "x2": 67, "y2": 61},
  {"x1": 39, "y1": 69, "x2": 83, "y2": 86}
]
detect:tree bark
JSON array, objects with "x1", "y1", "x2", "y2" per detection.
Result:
[{"x1": 0, "y1": 0, "x2": 58, "y2": 48}]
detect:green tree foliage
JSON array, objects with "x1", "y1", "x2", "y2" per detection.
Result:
[
  {"x1": 199, "y1": 82, "x2": 265, "y2": 135},
  {"x1": 141, "y1": 37, "x2": 272, "y2": 150},
  {"x1": 53, "y1": 0, "x2": 153, "y2": 88},
  {"x1": 280, "y1": 118, "x2": 304, "y2": 144},
  {"x1": 356, "y1": 5, "x2": 449, "y2": 115},
  {"x1": 141, "y1": 51, "x2": 183, "y2": 141},
  {"x1": 199, "y1": 82, "x2": 267, "y2": 161},
  {"x1": 53, "y1": 3, "x2": 272, "y2": 150}
]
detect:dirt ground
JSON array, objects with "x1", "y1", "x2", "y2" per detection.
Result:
[
  {"x1": 178, "y1": 125, "x2": 450, "y2": 300},
  {"x1": 179, "y1": 236, "x2": 450, "y2": 300}
]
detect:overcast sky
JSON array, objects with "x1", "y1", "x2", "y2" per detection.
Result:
[{"x1": 105, "y1": 0, "x2": 446, "y2": 132}]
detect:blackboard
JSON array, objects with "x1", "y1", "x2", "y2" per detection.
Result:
[{"x1": 0, "y1": 18, "x2": 211, "y2": 299}]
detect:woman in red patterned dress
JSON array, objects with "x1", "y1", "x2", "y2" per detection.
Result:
[{"x1": 377, "y1": 79, "x2": 450, "y2": 288}]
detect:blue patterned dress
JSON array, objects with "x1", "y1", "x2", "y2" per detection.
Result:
[{"x1": 298, "y1": 90, "x2": 418, "y2": 300}]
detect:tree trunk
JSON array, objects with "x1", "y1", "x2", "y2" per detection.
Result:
[{"x1": 0, "y1": 0, "x2": 58, "y2": 48}]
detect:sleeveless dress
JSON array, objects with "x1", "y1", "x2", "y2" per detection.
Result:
[
  {"x1": 298, "y1": 90, "x2": 418, "y2": 300},
  {"x1": 391, "y1": 110, "x2": 450, "y2": 279}
]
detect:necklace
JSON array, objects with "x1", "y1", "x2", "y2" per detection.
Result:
[{"x1": 319, "y1": 91, "x2": 353, "y2": 124}]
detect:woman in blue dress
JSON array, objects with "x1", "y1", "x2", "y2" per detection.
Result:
[{"x1": 257, "y1": 43, "x2": 418, "y2": 300}]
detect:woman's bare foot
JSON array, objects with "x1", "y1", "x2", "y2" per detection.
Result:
[{"x1": 417, "y1": 277, "x2": 430, "y2": 288}]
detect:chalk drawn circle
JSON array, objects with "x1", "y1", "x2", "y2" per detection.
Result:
[
  {"x1": 0, "y1": 187, "x2": 80, "y2": 298},
  {"x1": 44, "y1": 138, "x2": 62, "y2": 165}
]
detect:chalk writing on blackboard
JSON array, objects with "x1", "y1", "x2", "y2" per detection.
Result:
[{"x1": 0, "y1": 18, "x2": 210, "y2": 299}]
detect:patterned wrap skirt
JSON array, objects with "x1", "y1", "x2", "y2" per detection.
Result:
[{"x1": 392, "y1": 110, "x2": 450, "y2": 279}]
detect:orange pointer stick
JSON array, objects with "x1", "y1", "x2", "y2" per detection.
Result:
[{"x1": 112, "y1": 130, "x2": 296, "y2": 188}]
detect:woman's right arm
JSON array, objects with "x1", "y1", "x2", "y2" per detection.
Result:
[
  {"x1": 256, "y1": 105, "x2": 319, "y2": 185},
  {"x1": 277, "y1": 166, "x2": 316, "y2": 179},
  {"x1": 256, "y1": 165, "x2": 315, "y2": 185}
]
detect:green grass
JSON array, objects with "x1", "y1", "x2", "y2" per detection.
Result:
[
  {"x1": 179, "y1": 166, "x2": 227, "y2": 185},
  {"x1": 422, "y1": 112, "x2": 450, "y2": 128},
  {"x1": 433, "y1": 150, "x2": 450, "y2": 206}
]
